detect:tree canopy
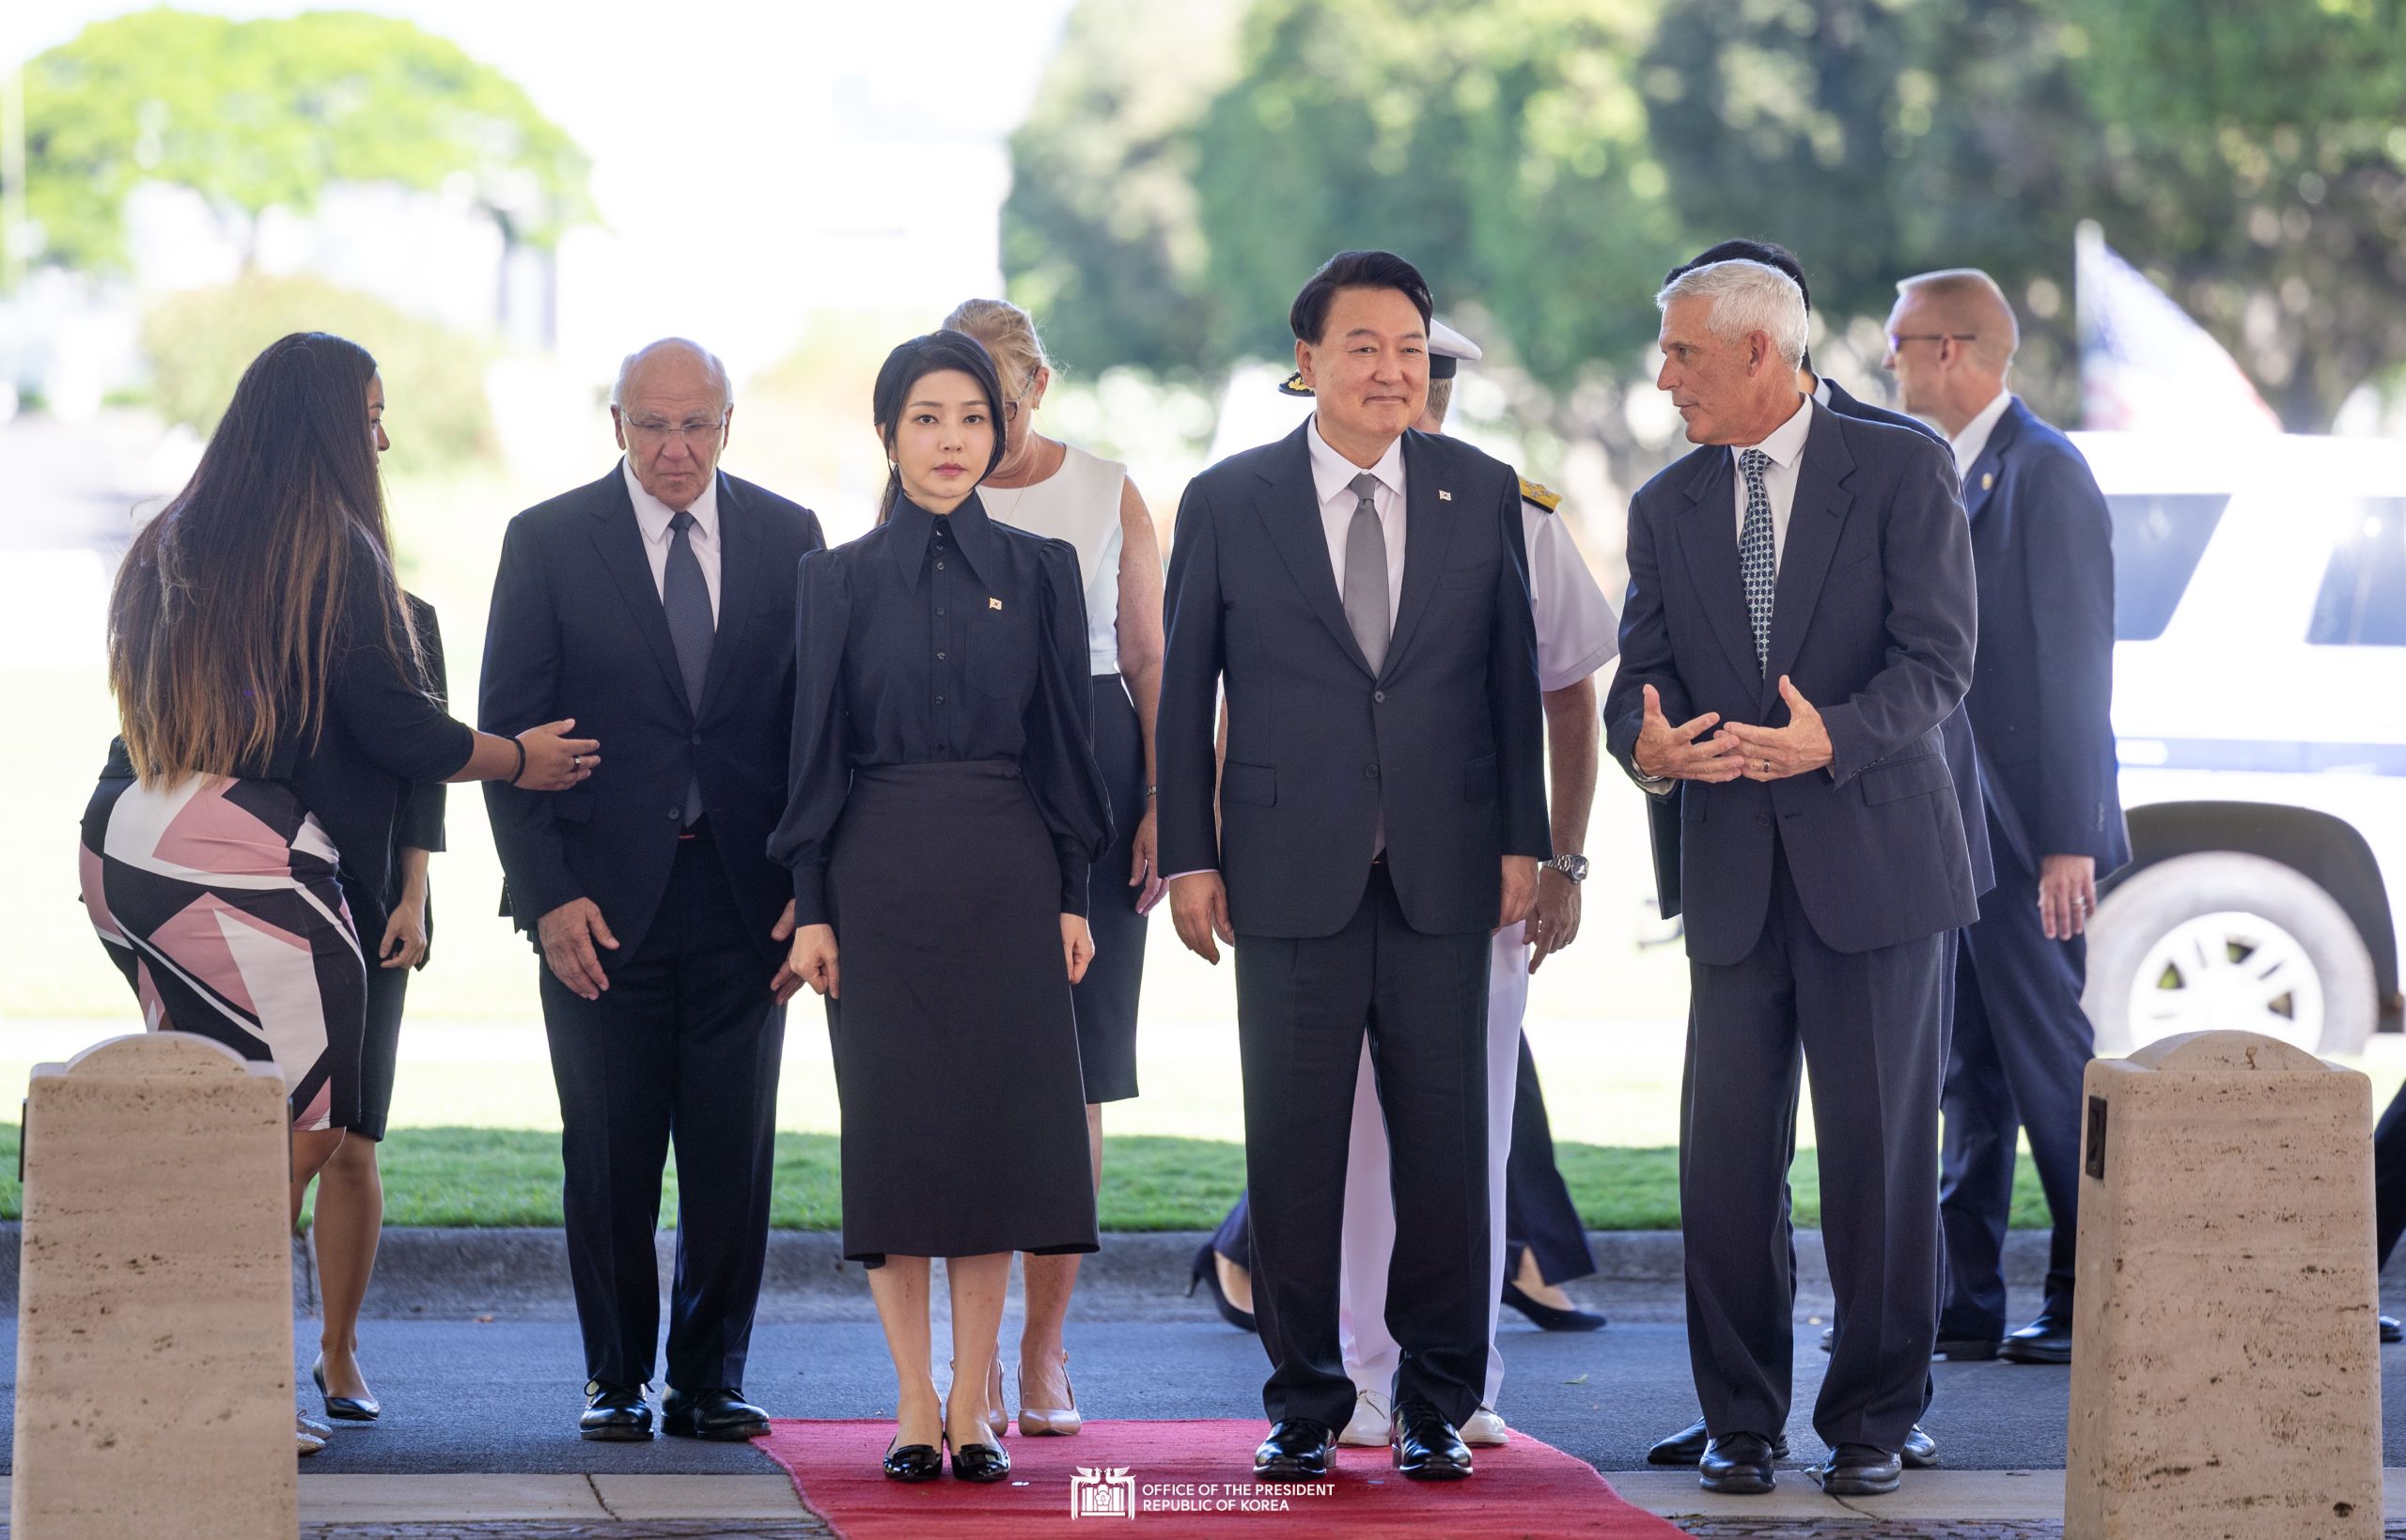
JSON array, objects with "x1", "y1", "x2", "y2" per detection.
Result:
[{"x1": 22, "y1": 8, "x2": 593, "y2": 273}]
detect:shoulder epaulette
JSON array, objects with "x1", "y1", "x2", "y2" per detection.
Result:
[{"x1": 1519, "y1": 477, "x2": 1562, "y2": 513}]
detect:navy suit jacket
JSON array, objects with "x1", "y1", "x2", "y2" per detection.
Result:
[
  {"x1": 1959, "y1": 397, "x2": 2131, "y2": 876},
  {"x1": 1606, "y1": 400, "x2": 1981, "y2": 964},
  {"x1": 1158, "y1": 421, "x2": 1551, "y2": 939},
  {"x1": 480, "y1": 465, "x2": 825, "y2": 963}
]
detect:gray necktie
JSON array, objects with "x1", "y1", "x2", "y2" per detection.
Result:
[
  {"x1": 664, "y1": 509, "x2": 712, "y2": 824},
  {"x1": 1738, "y1": 448, "x2": 1775, "y2": 674},
  {"x1": 1343, "y1": 472, "x2": 1390, "y2": 674}
]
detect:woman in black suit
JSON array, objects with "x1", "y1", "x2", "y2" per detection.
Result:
[{"x1": 772, "y1": 331, "x2": 1111, "y2": 1485}]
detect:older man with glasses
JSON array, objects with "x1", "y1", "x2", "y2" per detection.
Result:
[{"x1": 481, "y1": 338, "x2": 825, "y2": 1442}]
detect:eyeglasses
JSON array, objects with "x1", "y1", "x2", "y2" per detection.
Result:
[
  {"x1": 624, "y1": 415, "x2": 726, "y2": 443},
  {"x1": 1885, "y1": 333, "x2": 1976, "y2": 351}
]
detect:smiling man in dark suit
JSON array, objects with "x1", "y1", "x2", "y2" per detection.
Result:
[
  {"x1": 1157, "y1": 250, "x2": 1549, "y2": 1484},
  {"x1": 1605, "y1": 259, "x2": 1978, "y2": 1498},
  {"x1": 481, "y1": 338, "x2": 823, "y2": 1443},
  {"x1": 1884, "y1": 269, "x2": 2128, "y2": 1369}
]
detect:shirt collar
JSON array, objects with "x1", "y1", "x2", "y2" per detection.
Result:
[
  {"x1": 1730, "y1": 393, "x2": 1813, "y2": 474},
  {"x1": 885, "y1": 490, "x2": 998, "y2": 593},
  {"x1": 623, "y1": 458, "x2": 720, "y2": 544},
  {"x1": 1306, "y1": 414, "x2": 1405, "y2": 507},
  {"x1": 1949, "y1": 388, "x2": 2014, "y2": 474}
]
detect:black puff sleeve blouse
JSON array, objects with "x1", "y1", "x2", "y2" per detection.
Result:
[{"x1": 769, "y1": 492, "x2": 1114, "y2": 929}]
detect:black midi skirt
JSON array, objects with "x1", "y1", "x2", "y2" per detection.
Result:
[
  {"x1": 825, "y1": 759, "x2": 1100, "y2": 1266},
  {"x1": 1072, "y1": 674, "x2": 1149, "y2": 1103}
]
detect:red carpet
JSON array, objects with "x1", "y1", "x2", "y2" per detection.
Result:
[{"x1": 757, "y1": 1419, "x2": 1687, "y2": 1537}]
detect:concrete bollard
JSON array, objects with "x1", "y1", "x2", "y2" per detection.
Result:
[
  {"x1": 11, "y1": 1034, "x2": 297, "y2": 1539},
  {"x1": 2066, "y1": 1029, "x2": 2379, "y2": 1539}
]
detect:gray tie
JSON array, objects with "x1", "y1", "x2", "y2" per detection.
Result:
[
  {"x1": 1737, "y1": 448, "x2": 1775, "y2": 674},
  {"x1": 1343, "y1": 472, "x2": 1390, "y2": 674},
  {"x1": 664, "y1": 509, "x2": 712, "y2": 824}
]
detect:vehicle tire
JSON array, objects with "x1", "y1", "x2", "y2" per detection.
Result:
[{"x1": 2086, "y1": 851, "x2": 2376, "y2": 1058}]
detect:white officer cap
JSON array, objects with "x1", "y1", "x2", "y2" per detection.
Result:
[{"x1": 1278, "y1": 315, "x2": 1482, "y2": 396}]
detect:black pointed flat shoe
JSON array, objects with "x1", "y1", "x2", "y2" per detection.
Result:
[
  {"x1": 1499, "y1": 1280, "x2": 1605, "y2": 1332},
  {"x1": 312, "y1": 1354, "x2": 381, "y2": 1422},
  {"x1": 950, "y1": 1436, "x2": 1011, "y2": 1483},
  {"x1": 883, "y1": 1436, "x2": 943, "y2": 1483},
  {"x1": 1187, "y1": 1240, "x2": 1258, "y2": 1332}
]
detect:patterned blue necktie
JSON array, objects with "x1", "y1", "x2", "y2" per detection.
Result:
[{"x1": 1737, "y1": 448, "x2": 1775, "y2": 674}]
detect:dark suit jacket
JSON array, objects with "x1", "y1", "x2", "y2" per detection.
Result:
[
  {"x1": 479, "y1": 465, "x2": 825, "y2": 964},
  {"x1": 1606, "y1": 400, "x2": 1981, "y2": 964},
  {"x1": 1158, "y1": 422, "x2": 1551, "y2": 939},
  {"x1": 1642, "y1": 381, "x2": 1999, "y2": 918},
  {"x1": 1959, "y1": 397, "x2": 2131, "y2": 876}
]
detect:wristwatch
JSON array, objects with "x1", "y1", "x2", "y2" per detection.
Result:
[{"x1": 1546, "y1": 853, "x2": 1589, "y2": 882}]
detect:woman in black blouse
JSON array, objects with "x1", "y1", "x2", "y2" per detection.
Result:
[{"x1": 773, "y1": 332, "x2": 1111, "y2": 1485}]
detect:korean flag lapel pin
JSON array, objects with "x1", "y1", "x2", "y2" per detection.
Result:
[
  {"x1": 989, "y1": 597, "x2": 1004, "y2": 611},
  {"x1": 1437, "y1": 489, "x2": 1452, "y2": 502}
]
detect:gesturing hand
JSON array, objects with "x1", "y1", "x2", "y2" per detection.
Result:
[
  {"x1": 515, "y1": 719, "x2": 601, "y2": 791},
  {"x1": 788, "y1": 923, "x2": 840, "y2": 998},
  {"x1": 2039, "y1": 854, "x2": 2099, "y2": 941},
  {"x1": 1633, "y1": 684, "x2": 1742, "y2": 783},
  {"x1": 538, "y1": 897, "x2": 618, "y2": 1001},
  {"x1": 1170, "y1": 871, "x2": 1235, "y2": 965},
  {"x1": 1720, "y1": 677, "x2": 1834, "y2": 781}
]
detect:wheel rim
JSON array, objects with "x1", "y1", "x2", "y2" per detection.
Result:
[{"x1": 2126, "y1": 910, "x2": 2325, "y2": 1052}]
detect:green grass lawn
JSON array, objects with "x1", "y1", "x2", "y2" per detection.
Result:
[{"x1": 0, "y1": 1122, "x2": 2052, "y2": 1231}]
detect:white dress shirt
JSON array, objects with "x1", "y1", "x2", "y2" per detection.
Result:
[
  {"x1": 1729, "y1": 394, "x2": 1813, "y2": 573},
  {"x1": 622, "y1": 458, "x2": 722, "y2": 622},
  {"x1": 1948, "y1": 387, "x2": 2014, "y2": 479},
  {"x1": 1305, "y1": 415, "x2": 1407, "y2": 621}
]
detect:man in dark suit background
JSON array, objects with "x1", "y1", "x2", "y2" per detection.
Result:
[
  {"x1": 481, "y1": 338, "x2": 824, "y2": 1442},
  {"x1": 1157, "y1": 250, "x2": 1550, "y2": 1483},
  {"x1": 1642, "y1": 238, "x2": 1986, "y2": 1472},
  {"x1": 1884, "y1": 270, "x2": 2128, "y2": 1366},
  {"x1": 1605, "y1": 258, "x2": 1978, "y2": 1497}
]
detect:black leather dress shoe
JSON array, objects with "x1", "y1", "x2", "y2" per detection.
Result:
[
  {"x1": 883, "y1": 1437, "x2": 943, "y2": 1483},
  {"x1": 579, "y1": 1383, "x2": 654, "y2": 1441},
  {"x1": 1253, "y1": 1418, "x2": 1334, "y2": 1481},
  {"x1": 1999, "y1": 1313, "x2": 2072, "y2": 1364},
  {"x1": 1647, "y1": 1417, "x2": 1788, "y2": 1467},
  {"x1": 1389, "y1": 1398, "x2": 1473, "y2": 1481},
  {"x1": 1499, "y1": 1281, "x2": 1606, "y2": 1332},
  {"x1": 1815, "y1": 1442, "x2": 1902, "y2": 1496},
  {"x1": 2382, "y1": 1314, "x2": 2400, "y2": 1345},
  {"x1": 662, "y1": 1387, "x2": 770, "y2": 1440},
  {"x1": 1902, "y1": 1423, "x2": 1938, "y2": 1469},
  {"x1": 1699, "y1": 1432, "x2": 1776, "y2": 1494},
  {"x1": 951, "y1": 1436, "x2": 1011, "y2": 1483}
]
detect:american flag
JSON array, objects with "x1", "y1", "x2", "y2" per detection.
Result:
[{"x1": 2075, "y1": 221, "x2": 2280, "y2": 434}]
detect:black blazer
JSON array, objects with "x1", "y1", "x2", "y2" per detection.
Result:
[
  {"x1": 1157, "y1": 422, "x2": 1551, "y2": 939},
  {"x1": 1959, "y1": 397, "x2": 2130, "y2": 875},
  {"x1": 479, "y1": 465, "x2": 825, "y2": 963},
  {"x1": 1606, "y1": 400, "x2": 1981, "y2": 964}
]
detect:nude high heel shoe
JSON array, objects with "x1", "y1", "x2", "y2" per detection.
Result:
[{"x1": 1017, "y1": 1348, "x2": 1082, "y2": 1436}]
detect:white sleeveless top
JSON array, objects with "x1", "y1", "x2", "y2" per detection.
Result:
[{"x1": 978, "y1": 442, "x2": 1128, "y2": 677}]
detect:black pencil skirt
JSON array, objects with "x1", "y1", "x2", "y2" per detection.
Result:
[
  {"x1": 824, "y1": 759, "x2": 1100, "y2": 1267},
  {"x1": 1074, "y1": 674, "x2": 1148, "y2": 1103}
]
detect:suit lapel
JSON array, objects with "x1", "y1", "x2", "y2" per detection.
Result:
[
  {"x1": 1252, "y1": 422, "x2": 1376, "y2": 677},
  {"x1": 1961, "y1": 398, "x2": 2025, "y2": 521},
  {"x1": 1379, "y1": 431, "x2": 1454, "y2": 679},
  {"x1": 586, "y1": 462, "x2": 690, "y2": 710},
  {"x1": 1761, "y1": 402, "x2": 1856, "y2": 699},
  {"x1": 696, "y1": 471, "x2": 757, "y2": 719},
  {"x1": 1673, "y1": 449, "x2": 1760, "y2": 684}
]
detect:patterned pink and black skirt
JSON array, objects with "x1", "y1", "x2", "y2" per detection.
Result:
[{"x1": 78, "y1": 770, "x2": 364, "y2": 1133}]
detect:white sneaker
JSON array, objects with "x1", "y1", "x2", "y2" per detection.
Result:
[
  {"x1": 1337, "y1": 1389, "x2": 1394, "y2": 1447},
  {"x1": 1461, "y1": 1406, "x2": 1510, "y2": 1446}
]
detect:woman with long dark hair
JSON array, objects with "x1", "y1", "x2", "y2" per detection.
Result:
[
  {"x1": 771, "y1": 331, "x2": 1111, "y2": 1485},
  {"x1": 79, "y1": 332, "x2": 593, "y2": 1453}
]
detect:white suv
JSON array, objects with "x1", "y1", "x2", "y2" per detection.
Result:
[{"x1": 2075, "y1": 430, "x2": 2406, "y2": 1057}]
